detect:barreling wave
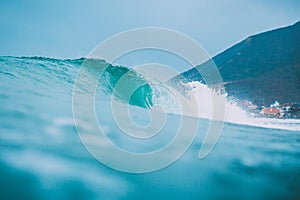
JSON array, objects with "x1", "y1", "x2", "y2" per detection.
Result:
[
  {"x1": 1, "y1": 56, "x2": 299, "y2": 131},
  {"x1": 90, "y1": 60, "x2": 154, "y2": 108}
]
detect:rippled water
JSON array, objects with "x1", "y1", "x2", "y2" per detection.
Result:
[{"x1": 0, "y1": 56, "x2": 299, "y2": 199}]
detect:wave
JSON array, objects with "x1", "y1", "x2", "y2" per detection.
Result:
[
  {"x1": 81, "y1": 58, "x2": 300, "y2": 131},
  {"x1": 1, "y1": 56, "x2": 299, "y2": 131},
  {"x1": 97, "y1": 62, "x2": 153, "y2": 108}
]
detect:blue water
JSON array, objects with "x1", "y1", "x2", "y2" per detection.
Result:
[{"x1": 0, "y1": 56, "x2": 300, "y2": 199}]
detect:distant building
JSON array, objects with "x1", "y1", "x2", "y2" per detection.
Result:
[
  {"x1": 248, "y1": 104, "x2": 258, "y2": 110},
  {"x1": 281, "y1": 103, "x2": 300, "y2": 118},
  {"x1": 270, "y1": 101, "x2": 280, "y2": 108},
  {"x1": 282, "y1": 105, "x2": 291, "y2": 112},
  {"x1": 261, "y1": 107, "x2": 281, "y2": 116},
  {"x1": 242, "y1": 100, "x2": 258, "y2": 110}
]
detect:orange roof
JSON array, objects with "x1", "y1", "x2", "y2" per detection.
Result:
[{"x1": 262, "y1": 107, "x2": 281, "y2": 114}]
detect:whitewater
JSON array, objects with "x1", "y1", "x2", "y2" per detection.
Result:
[{"x1": 185, "y1": 81, "x2": 300, "y2": 131}]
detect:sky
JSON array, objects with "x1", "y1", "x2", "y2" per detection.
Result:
[{"x1": 0, "y1": 0, "x2": 299, "y2": 60}]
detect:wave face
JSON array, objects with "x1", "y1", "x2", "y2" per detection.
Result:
[
  {"x1": 1, "y1": 56, "x2": 300, "y2": 199},
  {"x1": 99, "y1": 63, "x2": 153, "y2": 108},
  {"x1": 0, "y1": 56, "x2": 299, "y2": 131}
]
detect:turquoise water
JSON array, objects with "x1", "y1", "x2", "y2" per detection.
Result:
[{"x1": 0, "y1": 56, "x2": 300, "y2": 199}]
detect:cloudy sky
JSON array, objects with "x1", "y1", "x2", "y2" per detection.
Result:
[{"x1": 0, "y1": 0, "x2": 299, "y2": 59}]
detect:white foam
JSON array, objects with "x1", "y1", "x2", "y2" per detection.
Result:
[{"x1": 185, "y1": 81, "x2": 300, "y2": 131}]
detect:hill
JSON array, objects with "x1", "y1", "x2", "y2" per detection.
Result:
[{"x1": 179, "y1": 21, "x2": 300, "y2": 106}]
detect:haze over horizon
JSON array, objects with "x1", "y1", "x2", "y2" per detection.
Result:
[{"x1": 0, "y1": 0, "x2": 299, "y2": 59}]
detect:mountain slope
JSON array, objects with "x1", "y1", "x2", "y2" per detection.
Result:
[{"x1": 180, "y1": 21, "x2": 300, "y2": 106}]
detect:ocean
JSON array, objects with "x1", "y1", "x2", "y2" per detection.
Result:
[{"x1": 0, "y1": 56, "x2": 300, "y2": 199}]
